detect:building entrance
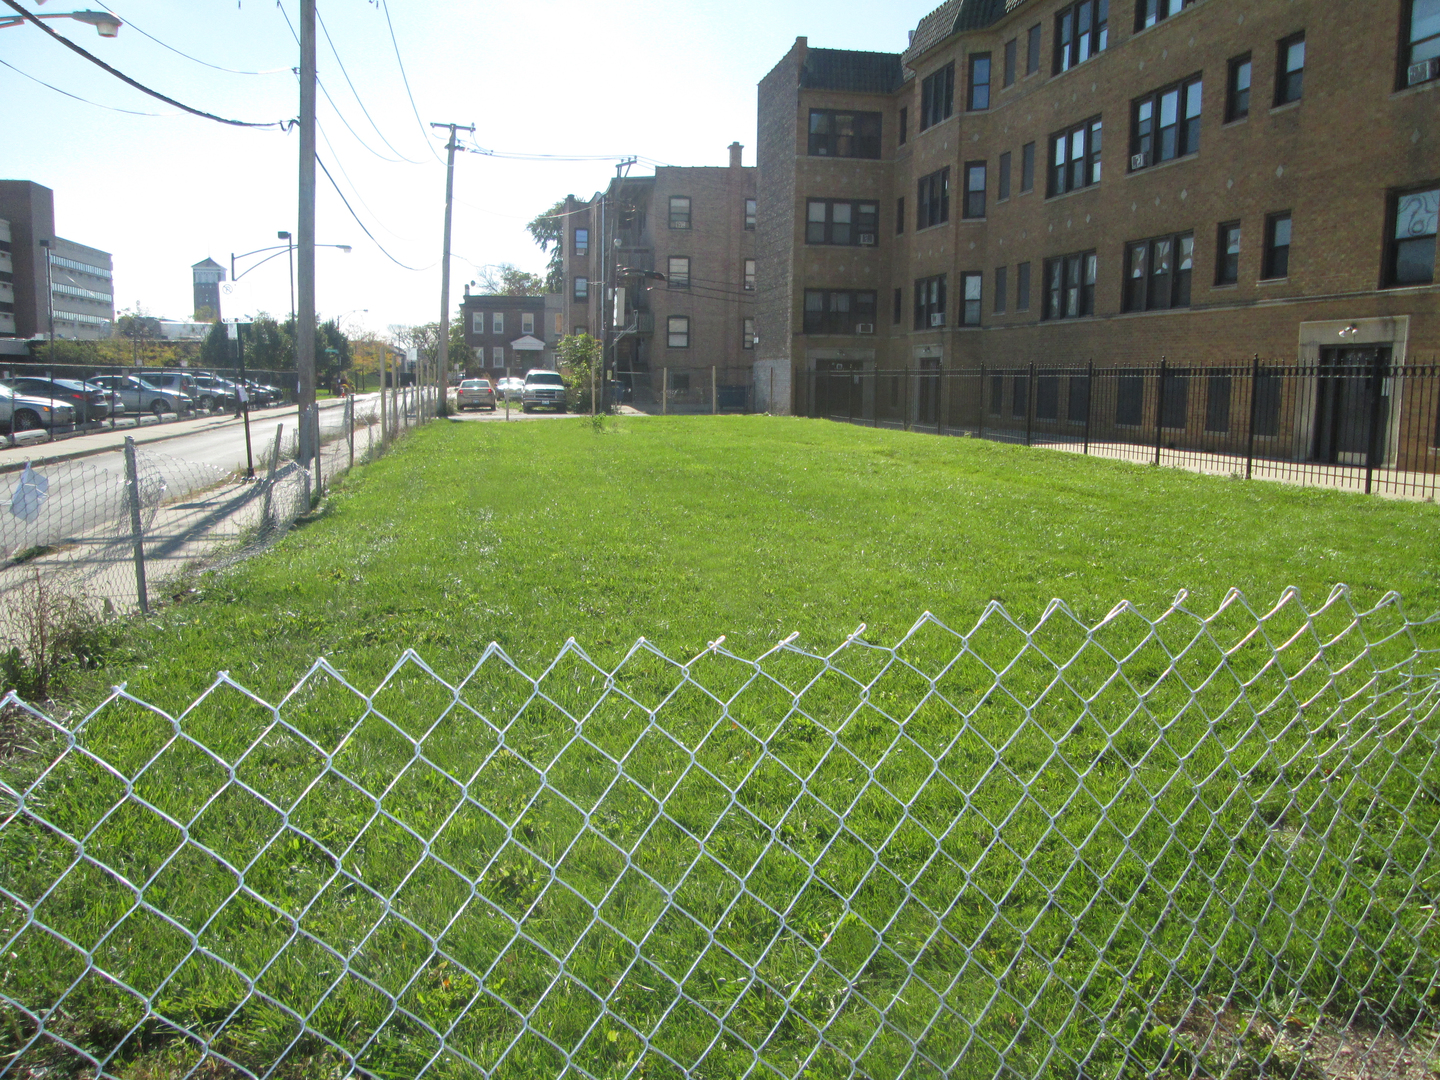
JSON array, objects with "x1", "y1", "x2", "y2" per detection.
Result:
[
  {"x1": 1312, "y1": 346, "x2": 1392, "y2": 466},
  {"x1": 815, "y1": 360, "x2": 864, "y2": 419}
]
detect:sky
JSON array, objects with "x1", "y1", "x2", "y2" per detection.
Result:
[{"x1": 1, "y1": 0, "x2": 927, "y2": 338}]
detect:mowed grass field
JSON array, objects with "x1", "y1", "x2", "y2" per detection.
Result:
[{"x1": 3, "y1": 415, "x2": 1439, "y2": 1079}]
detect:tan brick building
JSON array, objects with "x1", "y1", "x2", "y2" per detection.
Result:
[
  {"x1": 755, "y1": 0, "x2": 1439, "y2": 435},
  {"x1": 562, "y1": 146, "x2": 758, "y2": 406}
]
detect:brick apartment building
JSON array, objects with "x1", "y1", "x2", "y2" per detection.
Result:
[
  {"x1": 561, "y1": 145, "x2": 758, "y2": 404},
  {"x1": 460, "y1": 290, "x2": 564, "y2": 377},
  {"x1": 0, "y1": 181, "x2": 115, "y2": 352},
  {"x1": 754, "y1": 0, "x2": 1439, "y2": 430}
]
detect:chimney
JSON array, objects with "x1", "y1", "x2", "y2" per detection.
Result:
[{"x1": 729, "y1": 142, "x2": 744, "y2": 169}]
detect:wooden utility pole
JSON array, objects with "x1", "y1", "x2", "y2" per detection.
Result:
[
  {"x1": 431, "y1": 121, "x2": 474, "y2": 418},
  {"x1": 297, "y1": 0, "x2": 317, "y2": 464}
]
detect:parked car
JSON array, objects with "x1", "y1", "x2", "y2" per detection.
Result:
[
  {"x1": 244, "y1": 381, "x2": 283, "y2": 407},
  {"x1": 89, "y1": 375, "x2": 193, "y2": 417},
  {"x1": 521, "y1": 370, "x2": 567, "y2": 413},
  {"x1": 145, "y1": 371, "x2": 201, "y2": 403},
  {"x1": 189, "y1": 375, "x2": 238, "y2": 412},
  {"x1": 456, "y1": 378, "x2": 497, "y2": 411},
  {"x1": 496, "y1": 377, "x2": 525, "y2": 401},
  {"x1": 0, "y1": 383, "x2": 76, "y2": 433},
  {"x1": 1, "y1": 376, "x2": 122, "y2": 423}
]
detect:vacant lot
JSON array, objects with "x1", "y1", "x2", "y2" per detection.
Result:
[{"x1": 3, "y1": 416, "x2": 1438, "y2": 1079}]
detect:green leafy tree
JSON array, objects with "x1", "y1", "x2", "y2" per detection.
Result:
[
  {"x1": 527, "y1": 200, "x2": 566, "y2": 293},
  {"x1": 449, "y1": 306, "x2": 476, "y2": 373},
  {"x1": 477, "y1": 263, "x2": 546, "y2": 296},
  {"x1": 556, "y1": 332, "x2": 603, "y2": 412}
]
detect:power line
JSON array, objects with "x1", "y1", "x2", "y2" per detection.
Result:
[
  {"x1": 380, "y1": 0, "x2": 444, "y2": 164},
  {"x1": 316, "y1": 153, "x2": 432, "y2": 271},
  {"x1": 317, "y1": 76, "x2": 409, "y2": 164},
  {"x1": 94, "y1": 1, "x2": 289, "y2": 75},
  {"x1": 0, "y1": 55, "x2": 171, "y2": 115},
  {"x1": 316, "y1": 118, "x2": 418, "y2": 241},
  {"x1": 461, "y1": 144, "x2": 636, "y2": 163},
  {"x1": 315, "y1": 5, "x2": 424, "y2": 164},
  {"x1": 0, "y1": 0, "x2": 291, "y2": 128}
]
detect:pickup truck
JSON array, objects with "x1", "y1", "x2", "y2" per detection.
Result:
[{"x1": 521, "y1": 370, "x2": 567, "y2": 413}]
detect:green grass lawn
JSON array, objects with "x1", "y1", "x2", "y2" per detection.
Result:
[{"x1": 3, "y1": 416, "x2": 1438, "y2": 1079}]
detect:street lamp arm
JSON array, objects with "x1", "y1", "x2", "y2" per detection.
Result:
[
  {"x1": 231, "y1": 241, "x2": 352, "y2": 280},
  {"x1": 0, "y1": 10, "x2": 121, "y2": 35}
]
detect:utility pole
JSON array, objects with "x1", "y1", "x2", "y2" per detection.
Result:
[
  {"x1": 431, "y1": 121, "x2": 474, "y2": 418},
  {"x1": 296, "y1": 0, "x2": 318, "y2": 464},
  {"x1": 601, "y1": 157, "x2": 636, "y2": 413}
]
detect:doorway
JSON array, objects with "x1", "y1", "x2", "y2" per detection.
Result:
[
  {"x1": 815, "y1": 360, "x2": 864, "y2": 420},
  {"x1": 1312, "y1": 346, "x2": 1391, "y2": 466}
]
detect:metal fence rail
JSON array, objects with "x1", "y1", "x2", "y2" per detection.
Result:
[
  {"x1": 807, "y1": 358, "x2": 1440, "y2": 500},
  {"x1": 3, "y1": 586, "x2": 1437, "y2": 1078}
]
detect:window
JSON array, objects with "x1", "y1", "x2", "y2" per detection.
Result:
[
  {"x1": 1388, "y1": 186, "x2": 1438, "y2": 285},
  {"x1": 990, "y1": 374, "x2": 1004, "y2": 414},
  {"x1": 918, "y1": 168, "x2": 950, "y2": 229},
  {"x1": 968, "y1": 53, "x2": 991, "y2": 110},
  {"x1": 1160, "y1": 369, "x2": 1190, "y2": 429},
  {"x1": 1216, "y1": 221, "x2": 1241, "y2": 285},
  {"x1": 1276, "y1": 33, "x2": 1305, "y2": 105},
  {"x1": 1131, "y1": 75, "x2": 1202, "y2": 169},
  {"x1": 669, "y1": 197, "x2": 691, "y2": 228},
  {"x1": 1136, "y1": 0, "x2": 1196, "y2": 31},
  {"x1": 1124, "y1": 232, "x2": 1194, "y2": 311},
  {"x1": 1262, "y1": 212, "x2": 1292, "y2": 279},
  {"x1": 808, "y1": 109, "x2": 883, "y2": 158},
  {"x1": 492, "y1": 312, "x2": 504, "y2": 334},
  {"x1": 804, "y1": 289, "x2": 878, "y2": 334},
  {"x1": 744, "y1": 259, "x2": 757, "y2": 290},
  {"x1": 472, "y1": 313, "x2": 484, "y2": 334},
  {"x1": 1116, "y1": 375, "x2": 1144, "y2": 425},
  {"x1": 1205, "y1": 374, "x2": 1231, "y2": 432},
  {"x1": 745, "y1": 199, "x2": 757, "y2": 230},
  {"x1": 744, "y1": 317, "x2": 756, "y2": 349},
  {"x1": 896, "y1": 197, "x2": 906, "y2": 235},
  {"x1": 1021, "y1": 142, "x2": 1036, "y2": 192},
  {"x1": 574, "y1": 228, "x2": 589, "y2": 256},
  {"x1": 1254, "y1": 371, "x2": 1281, "y2": 436},
  {"x1": 961, "y1": 272, "x2": 983, "y2": 325},
  {"x1": 964, "y1": 162, "x2": 987, "y2": 218},
  {"x1": 492, "y1": 346, "x2": 505, "y2": 367},
  {"x1": 1048, "y1": 117, "x2": 1102, "y2": 196},
  {"x1": 914, "y1": 275, "x2": 947, "y2": 329},
  {"x1": 998, "y1": 151, "x2": 1012, "y2": 201},
  {"x1": 1226, "y1": 54, "x2": 1252, "y2": 122},
  {"x1": 1004, "y1": 39, "x2": 1018, "y2": 87},
  {"x1": 573, "y1": 325, "x2": 588, "y2": 337},
  {"x1": 554, "y1": 313, "x2": 563, "y2": 336},
  {"x1": 1406, "y1": 0, "x2": 1440, "y2": 84},
  {"x1": 668, "y1": 257, "x2": 691, "y2": 288},
  {"x1": 1054, "y1": 0, "x2": 1108, "y2": 74},
  {"x1": 671, "y1": 373, "x2": 691, "y2": 393},
  {"x1": 806, "y1": 199, "x2": 880, "y2": 246},
  {"x1": 893, "y1": 287, "x2": 903, "y2": 324},
  {"x1": 667, "y1": 316, "x2": 690, "y2": 347},
  {"x1": 1013, "y1": 374, "x2": 1029, "y2": 418},
  {"x1": 1043, "y1": 251, "x2": 1097, "y2": 319},
  {"x1": 1017, "y1": 262, "x2": 1032, "y2": 311},
  {"x1": 1068, "y1": 374, "x2": 1090, "y2": 423},
  {"x1": 921, "y1": 63, "x2": 955, "y2": 130},
  {"x1": 522, "y1": 312, "x2": 534, "y2": 335},
  {"x1": 1027, "y1": 23, "x2": 1042, "y2": 74},
  {"x1": 995, "y1": 266, "x2": 1008, "y2": 313},
  {"x1": 899, "y1": 107, "x2": 909, "y2": 145},
  {"x1": 1036, "y1": 376, "x2": 1060, "y2": 420}
]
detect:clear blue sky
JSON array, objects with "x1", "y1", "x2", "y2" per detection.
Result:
[{"x1": 2, "y1": 0, "x2": 927, "y2": 335}]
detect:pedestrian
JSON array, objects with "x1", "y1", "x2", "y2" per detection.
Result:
[{"x1": 233, "y1": 382, "x2": 248, "y2": 419}]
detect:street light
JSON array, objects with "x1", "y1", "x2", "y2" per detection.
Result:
[
  {"x1": 0, "y1": 4, "x2": 122, "y2": 36},
  {"x1": 230, "y1": 239, "x2": 351, "y2": 323}
]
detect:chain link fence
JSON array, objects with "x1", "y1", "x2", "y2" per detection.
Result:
[
  {"x1": 0, "y1": 390, "x2": 434, "y2": 656},
  {"x1": 2, "y1": 586, "x2": 1437, "y2": 1078}
]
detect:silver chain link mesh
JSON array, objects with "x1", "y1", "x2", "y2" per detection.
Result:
[{"x1": 2, "y1": 585, "x2": 1438, "y2": 1078}]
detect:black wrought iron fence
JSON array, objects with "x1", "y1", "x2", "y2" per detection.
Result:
[{"x1": 806, "y1": 357, "x2": 1440, "y2": 499}]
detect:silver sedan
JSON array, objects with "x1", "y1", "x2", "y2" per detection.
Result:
[{"x1": 89, "y1": 375, "x2": 194, "y2": 418}]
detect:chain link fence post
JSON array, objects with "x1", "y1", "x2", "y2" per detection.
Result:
[{"x1": 122, "y1": 435, "x2": 148, "y2": 615}]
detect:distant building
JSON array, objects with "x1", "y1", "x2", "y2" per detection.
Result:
[
  {"x1": 460, "y1": 291, "x2": 563, "y2": 376},
  {"x1": 0, "y1": 180, "x2": 115, "y2": 347},
  {"x1": 562, "y1": 144, "x2": 758, "y2": 404},
  {"x1": 0, "y1": 217, "x2": 16, "y2": 351},
  {"x1": 192, "y1": 257, "x2": 225, "y2": 321}
]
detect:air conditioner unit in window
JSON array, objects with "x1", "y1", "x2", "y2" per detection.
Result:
[
  {"x1": 929, "y1": 312, "x2": 945, "y2": 327},
  {"x1": 1409, "y1": 58, "x2": 1440, "y2": 86},
  {"x1": 858, "y1": 233, "x2": 877, "y2": 245},
  {"x1": 1130, "y1": 151, "x2": 1151, "y2": 170},
  {"x1": 855, "y1": 323, "x2": 875, "y2": 334}
]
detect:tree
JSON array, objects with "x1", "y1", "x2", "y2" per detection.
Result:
[
  {"x1": 449, "y1": 306, "x2": 476, "y2": 373},
  {"x1": 556, "y1": 332, "x2": 604, "y2": 413},
  {"x1": 115, "y1": 306, "x2": 162, "y2": 343},
  {"x1": 476, "y1": 263, "x2": 545, "y2": 296},
  {"x1": 527, "y1": 200, "x2": 566, "y2": 293}
]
